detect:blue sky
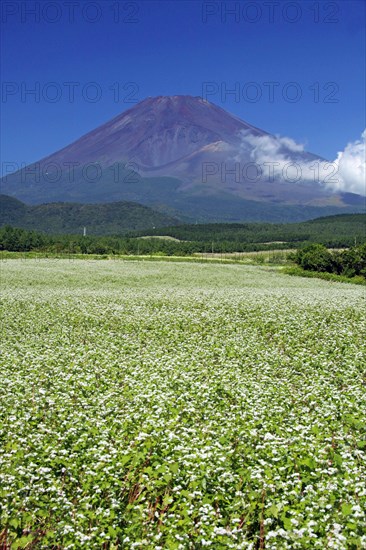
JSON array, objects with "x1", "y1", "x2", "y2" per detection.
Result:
[{"x1": 1, "y1": 0, "x2": 365, "y2": 169}]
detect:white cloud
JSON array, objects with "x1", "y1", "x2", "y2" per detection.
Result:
[
  {"x1": 331, "y1": 130, "x2": 366, "y2": 196},
  {"x1": 235, "y1": 130, "x2": 366, "y2": 196},
  {"x1": 278, "y1": 136, "x2": 305, "y2": 153}
]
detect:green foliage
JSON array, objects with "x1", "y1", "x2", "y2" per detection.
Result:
[
  {"x1": 295, "y1": 244, "x2": 334, "y2": 272},
  {"x1": 0, "y1": 225, "x2": 48, "y2": 252},
  {"x1": 294, "y1": 243, "x2": 366, "y2": 279}
]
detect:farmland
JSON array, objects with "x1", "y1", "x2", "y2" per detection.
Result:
[{"x1": 1, "y1": 260, "x2": 365, "y2": 549}]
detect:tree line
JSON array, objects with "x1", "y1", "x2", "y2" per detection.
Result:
[
  {"x1": 0, "y1": 225, "x2": 296, "y2": 255},
  {"x1": 292, "y1": 243, "x2": 366, "y2": 279}
]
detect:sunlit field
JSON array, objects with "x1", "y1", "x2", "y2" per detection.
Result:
[{"x1": 1, "y1": 260, "x2": 365, "y2": 549}]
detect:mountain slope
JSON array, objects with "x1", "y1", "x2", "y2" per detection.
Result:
[{"x1": 1, "y1": 96, "x2": 364, "y2": 221}]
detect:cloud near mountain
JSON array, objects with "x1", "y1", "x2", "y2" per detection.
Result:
[
  {"x1": 331, "y1": 130, "x2": 366, "y2": 196},
  {"x1": 233, "y1": 130, "x2": 366, "y2": 196}
]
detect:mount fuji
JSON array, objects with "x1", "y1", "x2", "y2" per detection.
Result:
[{"x1": 1, "y1": 96, "x2": 363, "y2": 222}]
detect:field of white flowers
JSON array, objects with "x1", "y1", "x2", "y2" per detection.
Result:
[{"x1": 1, "y1": 259, "x2": 365, "y2": 549}]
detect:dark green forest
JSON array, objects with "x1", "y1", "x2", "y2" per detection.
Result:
[{"x1": 131, "y1": 214, "x2": 365, "y2": 248}]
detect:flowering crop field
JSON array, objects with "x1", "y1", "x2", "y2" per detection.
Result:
[{"x1": 1, "y1": 259, "x2": 365, "y2": 549}]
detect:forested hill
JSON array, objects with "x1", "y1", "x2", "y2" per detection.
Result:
[
  {"x1": 132, "y1": 214, "x2": 366, "y2": 248},
  {"x1": 0, "y1": 195, "x2": 181, "y2": 234}
]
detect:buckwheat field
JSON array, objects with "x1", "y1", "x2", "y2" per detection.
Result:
[{"x1": 1, "y1": 259, "x2": 365, "y2": 549}]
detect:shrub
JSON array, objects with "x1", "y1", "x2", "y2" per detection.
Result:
[{"x1": 293, "y1": 243, "x2": 366, "y2": 279}]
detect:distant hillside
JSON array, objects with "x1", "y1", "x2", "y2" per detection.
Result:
[
  {"x1": 0, "y1": 195, "x2": 181, "y2": 235},
  {"x1": 132, "y1": 213, "x2": 366, "y2": 248}
]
